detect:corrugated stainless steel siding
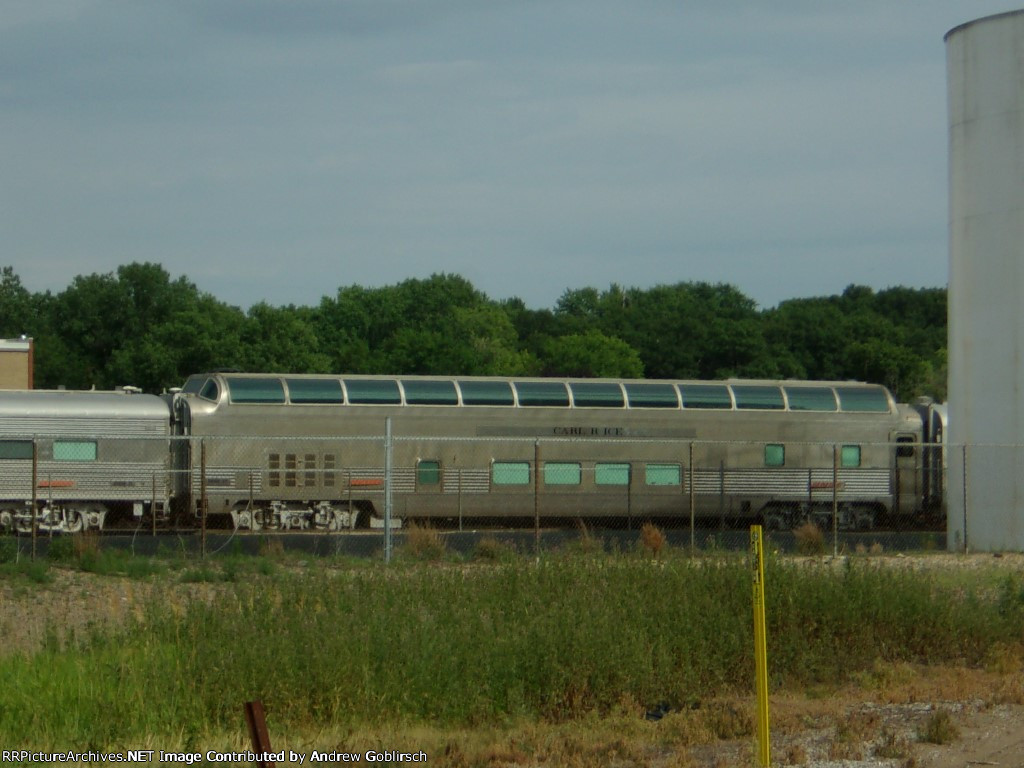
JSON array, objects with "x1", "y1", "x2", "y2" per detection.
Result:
[
  {"x1": 0, "y1": 461, "x2": 169, "y2": 500},
  {"x1": 694, "y1": 468, "x2": 890, "y2": 497},
  {"x1": 0, "y1": 420, "x2": 168, "y2": 437}
]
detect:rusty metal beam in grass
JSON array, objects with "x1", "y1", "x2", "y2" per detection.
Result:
[{"x1": 244, "y1": 700, "x2": 275, "y2": 768}]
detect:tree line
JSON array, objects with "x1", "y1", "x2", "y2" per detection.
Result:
[{"x1": 0, "y1": 263, "x2": 947, "y2": 402}]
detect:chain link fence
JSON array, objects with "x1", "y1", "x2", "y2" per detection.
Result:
[{"x1": 0, "y1": 430, "x2": 958, "y2": 560}]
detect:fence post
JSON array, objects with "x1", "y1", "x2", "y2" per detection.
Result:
[
  {"x1": 347, "y1": 469, "x2": 353, "y2": 528},
  {"x1": 457, "y1": 468, "x2": 464, "y2": 533},
  {"x1": 750, "y1": 525, "x2": 771, "y2": 767},
  {"x1": 200, "y1": 439, "x2": 207, "y2": 559},
  {"x1": 31, "y1": 439, "x2": 37, "y2": 560},
  {"x1": 832, "y1": 443, "x2": 839, "y2": 558},
  {"x1": 689, "y1": 442, "x2": 696, "y2": 555},
  {"x1": 627, "y1": 466, "x2": 633, "y2": 531},
  {"x1": 718, "y1": 459, "x2": 726, "y2": 529},
  {"x1": 534, "y1": 440, "x2": 541, "y2": 559},
  {"x1": 384, "y1": 417, "x2": 393, "y2": 564}
]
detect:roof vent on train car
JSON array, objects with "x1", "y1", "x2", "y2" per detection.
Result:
[{"x1": 117, "y1": 385, "x2": 143, "y2": 394}]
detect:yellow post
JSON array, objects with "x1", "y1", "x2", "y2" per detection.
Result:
[{"x1": 750, "y1": 524, "x2": 771, "y2": 767}]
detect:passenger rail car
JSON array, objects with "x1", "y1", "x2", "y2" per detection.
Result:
[
  {"x1": 0, "y1": 390, "x2": 171, "y2": 533},
  {"x1": 174, "y1": 373, "x2": 947, "y2": 532},
  {"x1": 0, "y1": 374, "x2": 946, "y2": 533}
]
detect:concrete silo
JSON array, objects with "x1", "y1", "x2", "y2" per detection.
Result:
[{"x1": 947, "y1": 10, "x2": 1024, "y2": 551}]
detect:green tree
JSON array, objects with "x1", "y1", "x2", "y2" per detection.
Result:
[
  {"x1": 540, "y1": 330, "x2": 644, "y2": 378},
  {"x1": 240, "y1": 303, "x2": 331, "y2": 373},
  {"x1": 842, "y1": 339, "x2": 929, "y2": 402},
  {"x1": 316, "y1": 274, "x2": 534, "y2": 375},
  {"x1": 762, "y1": 298, "x2": 850, "y2": 379},
  {"x1": 0, "y1": 267, "x2": 34, "y2": 338},
  {"x1": 37, "y1": 262, "x2": 246, "y2": 391}
]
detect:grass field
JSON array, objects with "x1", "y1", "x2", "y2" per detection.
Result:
[{"x1": 0, "y1": 531, "x2": 1023, "y2": 766}]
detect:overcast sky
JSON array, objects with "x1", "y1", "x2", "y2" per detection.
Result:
[{"x1": 1, "y1": 1, "x2": 1017, "y2": 311}]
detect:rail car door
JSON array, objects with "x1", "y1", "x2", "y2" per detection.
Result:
[{"x1": 892, "y1": 432, "x2": 919, "y2": 517}]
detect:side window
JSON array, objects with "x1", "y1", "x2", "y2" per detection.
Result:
[
  {"x1": 286, "y1": 378, "x2": 343, "y2": 404},
  {"x1": 54, "y1": 441, "x2": 97, "y2": 461},
  {"x1": 645, "y1": 464, "x2": 681, "y2": 486},
  {"x1": 0, "y1": 440, "x2": 33, "y2": 460},
  {"x1": 458, "y1": 380, "x2": 514, "y2": 406},
  {"x1": 841, "y1": 445, "x2": 862, "y2": 468},
  {"x1": 595, "y1": 463, "x2": 630, "y2": 485},
  {"x1": 344, "y1": 379, "x2": 401, "y2": 405},
  {"x1": 733, "y1": 386, "x2": 785, "y2": 410},
  {"x1": 492, "y1": 461, "x2": 531, "y2": 486},
  {"x1": 679, "y1": 384, "x2": 731, "y2": 409},
  {"x1": 514, "y1": 381, "x2": 570, "y2": 407},
  {"x1": 764, "y1": 444, "x2": 785, "y2": 467},
  {"x1": 570, "y1": 382, "x2": 625, "y2": 408},
  {"x1": 417, "y1": 460, "x2": 442, "y2": 486},
  {"x1": 896, "y1": 435, "x2": 916, "y2": 458},
  {"x1": 227, "y1": 377, "x2": 285, "y2": 404},
  {"x1": 543, "y1": 462, "x2": 581, "y2": 485},
  {"x1": 403, "y1": 381, "x2": 458, "y2": 406},
  {"x1": 625, "y1": 383, "x2": 679, "y2": 409},
  {"x1": 199, "y1": 379, "x2": 220, "y2": 402}
]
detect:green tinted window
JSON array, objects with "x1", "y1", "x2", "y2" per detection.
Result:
[
  {"x1": 227, "y1": 377, "x2": 285, "y2": 404},
  {"x1": 515, "y1": 381, "x2": 570, "y2": 407},
  {"x1": 679, "y1": 384, "x2": 732, "y2": 409},
  {"x1": 286, "y1": 378, "x2": 343, "y2": 404},
  {"x1": 492, "y1": 461, "x2": 531, "y2": 485},
  {"x1": 0, "y1": 440, "x2": 33, "y2": 460},
  {"x1": 841, "y1": 445, "x2": 861, "y2": 468},
  {"x1": 458, "y1": 380, "x2": 514, "y2": 406},
  {"x1": 624, "y1": 383, "x2": 679, "y2": 408},
  {"x1": 785, "y1": 387, "x2": 837, "y2": 411},
  {"x1": 181, "y1": 376, "x2": 206, "y2": 395},
  {"x1": 836, "y1": 387, "x2": 891, "y2": 413},
  {"x1": 764, "y1": 444, "x2": 785, "y2": 467},
  {"x1": 645, "y1": 464, "x2": 681, "y2": 485},
  {"x1": 344, "y1": 379, "x2": 401, "y2": 405},
  {"x1": 733, "y1": 386, "x2": 784, "y2": 410},
  {"x1": 417, "y1": 460, "x2": 441, "y2": 485},
  {"x1": 199, "y1": 379, "x2": 221, "y2": 402},
  {"x1": 544, "y1": 462, "x2": 581, "y2": 485},
  {"x1": 595, "y1": 463, "x2": 630, "y2": 485},
  {"x1": 54, "y1": 441, "x2": 97, "y2": 461},
  {"x1": 569, "y1": 382, "x2": 625, "y2": 408},
  {"x1": 402, "y1": 380, "x2": 458, "y2": 405}
]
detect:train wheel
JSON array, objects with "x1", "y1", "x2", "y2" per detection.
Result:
[
  {"x1": 0, "y1": 509, "x2": 14, "y2": 533},
  {"x1": 854, "y1": 506, "x2": 877, "y2": 531},
  {"x1": 81, "y1": 504, "x2": 107, "y2": 531},
  {"x1": 762, "y1": 503, "x2": 795, "y2": 531},
  {"x1": 231, "y1": 507, "x2": 261, "y2": 531},
  {"x1": 64, "y1": 510, "x2": 84, "y2": 534}
]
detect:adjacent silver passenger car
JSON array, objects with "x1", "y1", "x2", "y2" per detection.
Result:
[
  {"x1": 174, "y1": 373, "x2": 946, "y2": 532},
  {"x1": 0, "y1": 390, "x2": 171, "y2": 532}
]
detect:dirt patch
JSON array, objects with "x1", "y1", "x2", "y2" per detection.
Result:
[{"x1": 0, "y1": 567, "x2": 221, "y2": 655}]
